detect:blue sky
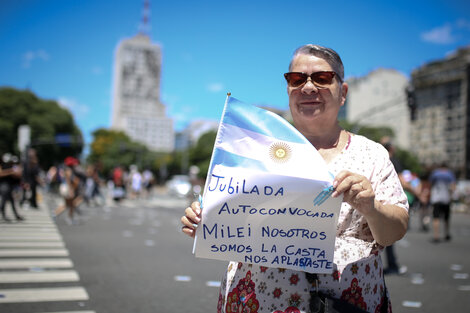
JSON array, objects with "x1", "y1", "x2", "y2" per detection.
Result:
[{"x1": 1, "y1": 0, "x2": 469, "y2": 149}]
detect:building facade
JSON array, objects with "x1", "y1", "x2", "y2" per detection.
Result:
[
  {"x1": 409, "y1": 46, "x2": 470, "y2": 178},
  {"x1": 111, "y1": 33, "x2": 174, "y2": 152},
  {"x1": 345, "y1": 68, "x2": 410, "y2": 149}
]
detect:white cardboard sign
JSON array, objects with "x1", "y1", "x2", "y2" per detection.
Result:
[{"x1": 194, "y1": 165, "x2": 342, "y2": 273}]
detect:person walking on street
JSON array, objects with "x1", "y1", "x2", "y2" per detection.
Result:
[
  {"x1": 381, "y1": 140, "x2": 408, "y2": 276},
  {"x1": 429, "y1": 163, "x2": 456, "y2": 243},
  {"x1": 21, "y1": 148, "x2": 41, "y2": 209},
  {"x1": 0, "y1": 153, "x2": 24, "y2": 222}
]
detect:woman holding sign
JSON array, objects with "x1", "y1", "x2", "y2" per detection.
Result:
[{"x1": 182, "y1": 44, "x2": 408, "y2": 313}]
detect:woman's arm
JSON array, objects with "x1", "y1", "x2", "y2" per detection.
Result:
[{"x1": 332, "y1": 170, "x2": 409, "y2": 246}]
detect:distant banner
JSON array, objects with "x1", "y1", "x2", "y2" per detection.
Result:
[{"x1": 193, "y1": 96, "x2": 342, "y2": 273}]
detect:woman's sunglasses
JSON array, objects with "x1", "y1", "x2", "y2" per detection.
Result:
[{"x1": 284, "y1": 71, "x2": 340, "y2": 88}]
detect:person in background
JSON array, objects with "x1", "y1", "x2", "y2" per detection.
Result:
[
  {"x1": 182, "y1": 44, "x2": 409, "y2": 312},
  {"x1": 429, "y1": 162, "x2": 456, "y2": 243},
  {"x1": 129, "y1": 165, "x2": 142, "y2": 199},
  {"x1": 416, "y1": 170, "x2": 432, "y2": 231},
  {"x1": 21, "y1": 148, "x2": 41, "y2": 209},
  {"x1": 0, "y1": 153, "x2": 24, "y2": 222},
  {"x1": 381, "y1": 140, "x2": 408, "y2": 276},
  {"x1": 112, "y1": 165, "x2": 125, "y2": 202},
  {"x1": 54, "y1": 157, "x2": 84, "y2": 224},
  {"x1": 142, "y1": 168, "x2": 154, "y2": 198}
]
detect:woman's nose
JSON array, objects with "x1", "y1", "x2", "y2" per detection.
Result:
[{"x1": 301, "y1": 78, "x2": 319, "y2": 94}]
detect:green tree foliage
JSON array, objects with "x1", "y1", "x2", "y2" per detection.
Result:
[
  {"x1": 87, "y1": 128, "x2": 163, "y2": 177},
  {"x1": 0, "y1": 87, "x2": 82, "y2": 168},
  {"x1": 395, "y1": 148, "x2": 423, "y2": 175},
  {"x1": 340, "y1": 119, "x2": 422, "y2": 174},
  {"x1": 339, "y1": 120, "x2": 395, "y2": 143},
  {"x1": 189, "y1": 130, "x2": 217, "y2": 179}
]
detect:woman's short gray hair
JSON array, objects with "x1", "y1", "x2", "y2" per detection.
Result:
[{"x1": 289, "y1": 44, "x2": 344, "y2": 81}]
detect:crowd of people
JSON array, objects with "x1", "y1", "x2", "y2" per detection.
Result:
[
  {"x1": 0, "y1": 148, "x2": 156, "y2": 224},
  {"x1": 0, "y1": 149, "x2": 42, "y2": 222}
]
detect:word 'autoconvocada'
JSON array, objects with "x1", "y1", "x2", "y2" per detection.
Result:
[{"x1": 217, "y1": 202, "x2": 335, "y2": 218}]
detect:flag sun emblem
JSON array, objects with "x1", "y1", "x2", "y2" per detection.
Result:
[{"x1": 269, "y1": 142, "x2": 292, "y2": 163}]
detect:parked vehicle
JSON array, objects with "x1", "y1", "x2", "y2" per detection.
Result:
[{"x1": 166, "y1": 175, "x2": 192, "y2": 197}]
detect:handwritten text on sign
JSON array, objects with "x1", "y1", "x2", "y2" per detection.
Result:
[{"x1": 194, "y1": 165, "x2": 342, "y2": 274}]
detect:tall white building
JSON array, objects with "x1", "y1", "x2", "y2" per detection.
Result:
[
  {"x1": 346, "y1": 68, "x2": 410, "y2": 149},
  {"x1": 111, "y1": 33, "x2": 174, "y2": 152}
]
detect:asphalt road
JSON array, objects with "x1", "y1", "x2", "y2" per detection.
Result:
[{"x1": 1, "y1": 191, "x2": 469, "y2": 313}]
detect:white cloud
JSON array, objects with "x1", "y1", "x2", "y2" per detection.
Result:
[
  {"x1": 58, "y1": 97, "x2": 90, "y2": 119},
  {"x1": 22, "y1": 49, "x2": 49, "y2": 68},
  {"x1": 421, "y1": 24, "x2": 456, "y2": 44},
  {"x1": 207, "y1": 82, "x2": 224, "y2": 93},
  {"x1": 421, "y1": 19, "x2": 470, "y2": 45}
]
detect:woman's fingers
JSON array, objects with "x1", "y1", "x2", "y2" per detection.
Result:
[
  {"x1": 332, "y1": 171, "x2": 375, "y2": 213},
  {"x1": 181, "y1": 201, "x2": 202, "y2": 238}
]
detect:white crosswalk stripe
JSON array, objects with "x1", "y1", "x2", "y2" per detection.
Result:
[
  {"x1": 0, "y1": 258, "x2": 73, "y2": 269},
  {"x1": 0, "y1": 206, "x2": 93, "y2": 311},
  {"x1": 0, "y1": 249, "x2": 69, "y2": 257},
  {"x1": 0, "y1": 270, "x2": 80, "y2": 283},
  {"x1": 0, "y1": 241, "x2": 65, "y2": 248},
  {"x1": 0, "y1": 286, "x2": 89, "y2": 303}
]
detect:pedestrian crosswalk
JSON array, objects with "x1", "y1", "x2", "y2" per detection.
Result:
[{"x1": 0, "y1": 208, "x2": 95, "y2": 312}]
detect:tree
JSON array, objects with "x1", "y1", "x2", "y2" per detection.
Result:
[
  {"x1": 339, "y1": 120, "x2": 394, "y2": 143},
  {"x1": 0, "y1": 87, "x2": 83, "y2": 168},
  {"x1": 87, "y1": 128, "x2": 165, "y2": 177},
  {"x1": 189, "y1": 130, "x2": 217, "y2": 179},
  {"x1": 340, "y1": 119, "x2": 422, "y2": 174}
]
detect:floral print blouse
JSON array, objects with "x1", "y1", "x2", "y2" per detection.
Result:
[{"x1": 216, "y1": 134, "x2": 409, "y2": 313}]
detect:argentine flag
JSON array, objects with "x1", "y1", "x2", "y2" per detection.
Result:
[
  {"x1": 193, "y1": 95, "x2": 341, "y2": 273},
  {"x1": 204, "y1": 95, "x2": 333, "y2": 191}
]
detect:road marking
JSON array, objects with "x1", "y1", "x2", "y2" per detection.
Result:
[
  {"x1": 1, "y1": 233, "x2": 62, "y2": 241},
  {"x1": 174, "y1": 275, "x2": 191, "y2": 282},
  {"x1": 37, "y1": 311, "x2": 95, "y2": 313},
  {"x1": 0, "y1": 249, "x2": 69, "y2": 257},
  {"x1": 0, "y1": 227, "x2": 57, "y2": 233},
  {"x1": 402, "y1": 301, "x2": 422, "y2": 308},
  {"x1": 0, "y1": 235, "x2": 62, "y2": 241},
  {"x1": 0, "y1": 258, "x2": 73, "y2": 269},
  {"x1": 451, "y1": 264, "x2": 463, "y2": 271},
  {"x1": 458, "y1": 285, "x2": 470, "y2": 291},
  {"x1": 0, "y1": 270, "x2": 79, "y2": 283},
  {"x1": 206, "y1": 281, "x2": 221, "y2": 287},
  {"x1": 0, "y1": 286, "x2": 89, "y2": 303},
  {"x1": 453, "y1": 273, "x2": 469, "y2": 279},
  {"x1": 6, "y1": 220, "x2": 55, "y2": 225},
  {"x1": 0, "y1": 241, "x2": 65, "y2": 248},
  {"x1": 410, "y1": 273, "x2": 424, "y2": 285}
]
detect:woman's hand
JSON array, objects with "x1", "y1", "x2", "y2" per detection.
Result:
[
  {"x1": 332, "y1": 170, "x2": 409, "y2": 246},
  {"x1": 181, "y1": 201, "x2": 202, "y2": 238},
  {"x1": 332, "y1": 170, "x2": 375, "y2": 216}
]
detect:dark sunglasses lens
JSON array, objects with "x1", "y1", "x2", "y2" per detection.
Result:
[
  {"x1": 286, "y1": 73, "x2": 307, "y2": 87},
  {"x1": 312, "y1": 72, "x2": 335, "y2": 86}
]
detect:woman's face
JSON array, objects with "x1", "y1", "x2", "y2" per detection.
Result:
[{"x1": 287, "y1": 54, "x2": 348, "y2": 138}]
